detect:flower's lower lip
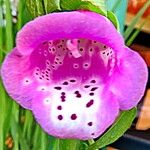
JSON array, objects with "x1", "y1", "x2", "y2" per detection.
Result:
[{"x1": 31, "y1": 83, "x2": 119, "y2": 140}]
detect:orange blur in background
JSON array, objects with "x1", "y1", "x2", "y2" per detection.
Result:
[{"x1": 128, "y1": 0, "x2": 150, "y2": 17}]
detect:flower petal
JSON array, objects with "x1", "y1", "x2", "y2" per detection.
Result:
[
  {"x1": 1, "y1": 48, "x2": 36, "y2": 109},
  {"x1": 31, "y1": 89, "x2": 119, "y2": 140},
  {"x1": 1, "y1": 11, "x2": 147, "y2": 140},
  {"x1": 109, "y1": 47, "x2": 148, "y2": 110},
  {"x1": 16, "y1": 11, "x2": 124, "y2": 55}
]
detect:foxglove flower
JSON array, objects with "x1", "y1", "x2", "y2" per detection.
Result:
[{"x1": 1, "y1": 11, "x2": 148, "y2": 140}]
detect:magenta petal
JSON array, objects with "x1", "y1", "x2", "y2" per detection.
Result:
[
  {"x1": 31, "y1": 89, "x2": 119, "y2": 140},
  {"x1": 109, "y1": 47, "x2": 148, "y2": 110},
  {"x1": 1, "y1": 48, "x2": 35, "y2": 109},
  {"x1": 1, "y1": 11, "x2": 148, "y2": 140},
  {"x1": 16, "y1": 11, "x2": 124, "y2": 55}
]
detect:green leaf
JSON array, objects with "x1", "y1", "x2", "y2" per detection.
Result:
[
  {"x1": 48, "y1": 136, "x2": 88, "y2": 150},
  {"x1": 59, "y1": 139, "x2": 88, "y2": 150},
  {"x1": 60, "y1": 0, "x2": 107, "y2": 16},
  {"x1": 60, "y1": 0, "x2": 81, "y2": 10},
  {"x1": 26, "y1": 0, "x2": 107, "y2": 17},
  {"x1": 43, "y1": 0, "x2": 61, "y2": 13},
  {"x1": 124, "y1": 0, "x2": 150, "y2": 40},
  {"x1": 107, "y1": 11, "x2": 120, "y2": 31},
  {"x1": 36, "y1": 0, "x2": 45, "y2": 16},
  {"x1": 0, "y1": 80, "x2": 5, "y2": 150},
  {"x1": 26, "y1": 0, "x2": 60, "y2": 17},
  {"x1": 26, "y1": 0, "x2": 38, "y2": 18},
  {"x1": 88, "y1": 107, "x2": 137, "y2": 150},
  {"x1": 80, "y1": 0, "x2": 106, "y2": 16},
  {"x1": 5, "y1": 0, "x2": 14, "y2": 51}
]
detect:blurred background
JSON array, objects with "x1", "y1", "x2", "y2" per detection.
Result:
[{"x1": 0, "y1": 0, "x2": 150, "y2": 150}]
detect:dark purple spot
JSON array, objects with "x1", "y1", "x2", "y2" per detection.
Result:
[
  {"x1": 61, "y1": 92, "x2": 66, "y2": 95},
  {"x1": 74, "y1": 64, "x2": 78, "y2": 68},
  {"x1": 90, "y1": 48, "x2": 93, "y2": 52},
  {"x1": 76, "y1": 94, "x2": 81, "y2": 98},
  {"x1": 16, "y1": 54, "x2": 22, "y2": 57},
  {"x1": 74, "y1": 91, "x2": 79, "y2": 94},
  {"x1": 90, "y1": 80, "x2": 96, "y2": 83},
  {"x1": 88, "y1": 122, "x2": 93, "y2": 126},
  {"x1": 63, "y1": 81, "x2": 68, "y2": 85},
  {"x1": 47, "y1": 68, "x2": 51, "y2": 71},
  {"x1": 102, "y1": 52, "x2": 106, "y2": 54},
  {"x1": 56, "y1": 57, "x2": 59, "y2": 61},
  {"x1": 70, "y1": 79, "x2": 76, "y2": 83},
  {"x1": 61, "y1": 92, "x2": 65, "y2": 95},
  {"x1": 71, "y1": 114, "x2": 77, "y2": 120},
  {"x1": 58, "y1": 115, "x2": 63, "y2": 120},
  {"x1": 89, "y1": 93, "x2": 94, "y2": 96},
  {"x1": 78, "y1": 40, "x2": 80, "y2": 43},
  {"x1": 86, "y1": 100, "x2": 94, "y2": 108},
  {"x1": 55, "y1": 61, "x2": 58, "y2": 64},
  {"x1": 39, "y1": 77, "x2": 42, "y2": 80},
  {"x1": 91, "y1": 87, "x2": 98, "y2": 91},
  {"x1": 46, "y1": 74, "x2": 49, "y2": 77},
  {"x1": 42, "y1": 75, "x2": 44, "y2": 78},
  {"x1": 54, "y1": 87, "x2": 62, "y2": 90},
  {"x1": 59, "y1": 62, "x2": 62, "y2": 65},
  {"x1": 80, "y1": 48, "x2": 83, "y2": 51},
  {"x1": 25, "y1": 80, "x2": 29, "y2": 82},
  {"x1": 42, "y1": 41, "x2": 47, "y2": 45},
  {"x1": 103, "y1": 45, "x2": 107, "y2": 48},
  {"x1": 57, "y1": 106, "x2": 62, "y2": 110},
  {"x1": 46, "y1": 78, "x2": 50, "y2": 81},
  {"x1": 93, "y1": 41, "x2": 97, "y2": 43},
  {"x1": 84, "y1": 85, "x2": 90, "y2": 88},
  {"x1": 91, "y1": 133, "x2": 95, "y2": 136},
  {"x1": 107, "y1": 53, "x2": 109, "y2": 56},
  {"x1": 36, "y1": 73, "x2": 39, "y2": 75},
  {"x1": 84, "y1": 63, "x2": 88, "y2": 67},
  {"x1": 61, "y1": 95, "x2": 66, "y2": 102},
  {"x1": 61, "y1": 95, "x2": 66, "y2": 98},
  {"x1": 62, "y1": 40, "x2": 64, "y2": 42}
]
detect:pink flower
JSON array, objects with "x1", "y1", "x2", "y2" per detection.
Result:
[{"x1": 1, "y1": 11, "x2": 148, "y2": 140}]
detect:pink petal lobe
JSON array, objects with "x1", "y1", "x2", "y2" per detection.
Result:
[
  {"x1": 31, "y1": 88, "x2": 119, "y2": 140},
  {"x1": 1, "y1": 48, "x2": 36, "y2": 109},
  {"x1": 109, "y1": 47, "x2": 148, "y2": 110}
]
